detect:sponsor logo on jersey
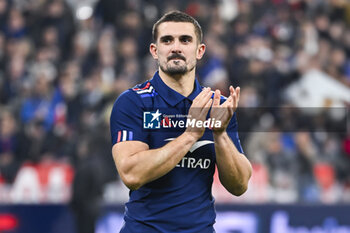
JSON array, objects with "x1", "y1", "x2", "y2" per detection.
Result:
[{"x1": 165, "y1": 138, "x2": 214, "y2": 169}]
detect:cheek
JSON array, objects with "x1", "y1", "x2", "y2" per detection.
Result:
[{"x1": 158, "y1": 49, "x2": 169, "y2": 60}]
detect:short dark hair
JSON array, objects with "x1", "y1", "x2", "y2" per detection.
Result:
[{"x1": 152, "y1": 11, "x2": 203, "y2": 43}]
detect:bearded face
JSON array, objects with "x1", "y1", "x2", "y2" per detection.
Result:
[{"x1": 150, "y1": 22, "x2": 205, "y2": 77}]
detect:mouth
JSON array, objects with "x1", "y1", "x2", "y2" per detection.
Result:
[
  {"x1": 167, "y1": 54, "x2": 186, "y2": 62},
  {"x1": 169, "y1": 58, "x2": 184, "y2": 62}
]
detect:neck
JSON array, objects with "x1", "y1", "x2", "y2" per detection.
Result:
[{"x1": 158, "y1": 69, "x2": 196, "y2": 97}]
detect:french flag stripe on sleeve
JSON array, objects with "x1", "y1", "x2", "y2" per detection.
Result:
[
  {"x1": 117, "y1": 130, "x2": 133, "y2": 142},
  {"x1": 117, "y1": 131, "x2": 122, "y2": 143},
  {"x1": 122, "y1": 130, "x2": 127, "y2": 141}
]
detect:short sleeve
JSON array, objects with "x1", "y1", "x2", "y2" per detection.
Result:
[
  {"x1": 226, "y1": 112, "x2": 244, "y2": 154},
  {"x1": 110, "y1": 90, "x2": 149, "y2": 145}
]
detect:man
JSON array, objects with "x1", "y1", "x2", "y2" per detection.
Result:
[{"x1": 110, "y1": 11, "x2": 252, "y2": 233}]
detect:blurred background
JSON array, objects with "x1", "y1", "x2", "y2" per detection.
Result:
[{"x1": 0, "y1": 0, "x2": 350, "y2": 232}]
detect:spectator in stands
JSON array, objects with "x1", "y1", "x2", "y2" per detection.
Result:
[{"x1": 0, "y1": 109, "x2": 21, "y2": 183}]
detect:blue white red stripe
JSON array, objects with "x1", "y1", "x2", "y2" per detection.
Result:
[
  {"x1": 132, "y1": 82, "x2": 151, "y2": 91},
  {"x1": 117, "y1": 130, "x2": 133, "y2": 142},
  {"x1": 136, "y1": 86, "x2": 154, "y2": 94},
  {"x1": 133, "y1": 82, "x2": 155, "y2": 95}
]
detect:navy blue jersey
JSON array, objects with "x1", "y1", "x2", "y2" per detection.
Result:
[{"x1": 110, "y1": 71, "x2": 243, "y2": 233}]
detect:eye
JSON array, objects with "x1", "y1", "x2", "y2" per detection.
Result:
[
  {"x1": 160, "y1": 36, "x2": 173, "y2": 44},
  {"x1": 180, "y1": 36, "x2": 192, "y2": 43}
]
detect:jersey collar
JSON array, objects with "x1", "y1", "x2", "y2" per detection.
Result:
[{"x1": 150, "y1": 71, "x2": 203, "y2": 107}]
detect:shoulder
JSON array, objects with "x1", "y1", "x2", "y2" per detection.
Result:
[
  {"x1": 113, "y1": 89, "x2": 138, "y2": 109},
  {"x1": 113, "y1": 80, "x2": 158, "y2": 110},
  {"x1": 131, "y1": 80, "x2": 157, "y2": 99},
  {"x1": 114, "y1": 80, "x2": 152, "y2": 102},
  {"x1": 131, "y1": 80, "x2": 154, "y2": 95}
]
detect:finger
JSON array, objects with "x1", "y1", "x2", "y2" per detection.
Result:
[
  {"x1": 197, "y1": 87, "x2": 210, "y2": 98},
  {"x1": 220, "y1": 86, "x2": 235, "y2": 107},
  {"x1": 236, "y1": 87, "x2": 240, "y2": 105},
  {"x1": 195, "y1": 98, "x2": 212, "y2": 123},
  {"x1": 231, "y1": 87, "x2": 238, "y2": 109},
  {"x1": 222, "y1": 95, "x2": 233, "y2": 107},
  {"x1": 230, "y1": 86, "x2": 234, "y2": 97},
  {"x1": 212, "y1": 89, "x2": 221, "y2": 107},
  {"x1": 201, "y1": 98, "x2": 213, "y2": 116},
  {"x1": 205, "y1": 98, "x2": 213, "y2": 108},
  {"x1": 230, "y1": 86, "x2": 236, "y2": 98},
  {"x1": 230, "y1": 86, "x2": 238, "y2": 108},
  {"x1": 225, "y1": 96, "x2": 234, "y2": 116},
  {"x1": 193, "y1": 87, "x2": 211, "y2": 106},
  {"x1": 200, "y1": 87, "x2": 211, "y2": 98},
  {"x1": 198, "y1": 88, "x2": 212, "y2": 107}
]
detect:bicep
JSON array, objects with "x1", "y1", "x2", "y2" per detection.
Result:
[{"x1": 112, "y1": 140, "x2": 149, "y2": 170}]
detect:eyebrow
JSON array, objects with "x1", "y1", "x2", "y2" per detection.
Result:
[
  {"x1": 160, "y1": 35, "x2": 173, "y2": 42},
  {"x1": 179, "y1": 35, "x2": 193, "y2": 41},
  {"x1": 159, "y1": 34, "x2": 193, "y2": 42}
]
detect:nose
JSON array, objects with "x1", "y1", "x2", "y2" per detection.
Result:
[{"x1": 171, "y1": 39, "x2": 182, "y2": 54}]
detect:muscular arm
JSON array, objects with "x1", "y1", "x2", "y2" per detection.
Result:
[
  {"x1": 214, "y1": 131, "x2": 252, "y2": 196},
  {"x1": 112, "y1": 132, "x2": 197, "y2": 190},
  {"x1": 112, "y1": 87, "x2": 212, "y2": 190},
  {"x1": 210, "y1": 87, "x2": 252, "y2": 196}
]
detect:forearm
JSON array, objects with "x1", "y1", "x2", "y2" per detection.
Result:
[
  {"x1": 117, "y1": 132, "x2": 197, "y2": 190},
  {"x1": 214, "y1": 131, "x2": 252, "y2": 196}
]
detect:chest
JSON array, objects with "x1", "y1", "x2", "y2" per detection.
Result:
[{"x1": 145, "y1": 98, "x2": 217, "y2": 165}]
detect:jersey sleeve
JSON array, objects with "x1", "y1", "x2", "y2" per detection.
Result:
[
  {"x1": 110, "y1": 90, "x2": 149, "y2": 145},
  {"x1": 226, "y1": 112, "x2": 244, "y2": 154}
]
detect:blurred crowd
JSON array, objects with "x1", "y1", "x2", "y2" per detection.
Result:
[{"x1": 0, "y1": 0, "x2": 350, "y2": 204}]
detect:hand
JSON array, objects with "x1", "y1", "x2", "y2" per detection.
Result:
[
  {"x1": 210, "y1": 86, "x2": 240, "y2": 133},
  {"x1": 185, "y1": 87, "x2": 213, "y2": 140}
]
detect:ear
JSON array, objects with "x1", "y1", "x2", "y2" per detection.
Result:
[
  {"x1": 196, "y1": 43, "x2": 206, "y2": 60},
  {"x1": 149, "y1": 43, "x2": 158, "y2": 59}
]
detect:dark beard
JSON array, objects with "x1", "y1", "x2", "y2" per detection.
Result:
[{"x1": 160, "y1": 62, "x2": 188, "y2": 75}]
